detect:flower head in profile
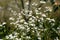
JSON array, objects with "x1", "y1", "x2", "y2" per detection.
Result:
[
  {"x1": 2, "y1": 22, "x2": 6, "y2": 25},
  {"x1": 40, "y1": 1, "x2": 46, "y2": 4},
  {"x1": 9, "y1": 17, "x2": 15, "y2": 21},
  {"x1": 41, "y1": 14, "x2": 46, "y2": 17}
]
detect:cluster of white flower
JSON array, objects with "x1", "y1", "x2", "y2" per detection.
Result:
[
  {"x1": 44, "y1": 6, "x2": 52, "y2": 12},
  {"x1": 54, "y1": 37, "x2": 59, "y2": 40},
  {"x1": 0, "y1": 22, "x2": 6, "y2": 27},
  {"x1": 32, "y1": 2, "x2": 38, "y2": 6},
  {"x1": 46, "y1": 18, "x2": 55, "y2": 22},
  {"x1": 9, "y1": 17, "x2": 15, "y2": 21},
  {"x1": 5, "y1": 32, "x2": 19, "y2": 40},
  {"x1": 3, "y1": 0, "x2": 58, "y2": 40}
]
